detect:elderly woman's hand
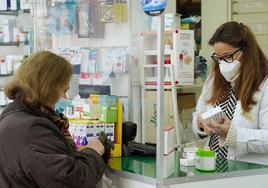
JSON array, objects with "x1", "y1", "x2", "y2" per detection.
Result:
[{"x1": 88, "y1": 138, "x2": 105, "y2": 156}]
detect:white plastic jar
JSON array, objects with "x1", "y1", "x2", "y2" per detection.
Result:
[{"x1": 195, "y1": 148, "x2": 216, "y2": 172}]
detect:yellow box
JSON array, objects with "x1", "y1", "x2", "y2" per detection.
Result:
[
  {"x1": 111, "y1": 143, "x2": 121, "y2": 157},
  {"x1": 181, "y1": 23, "x2": 195, "y2": 30},
  {"x1": 112, "y1": 99, "x2": 122, "y2": 157},
  {"x1": 108, "y1": 157, "x2": 122, "y2": 170}
]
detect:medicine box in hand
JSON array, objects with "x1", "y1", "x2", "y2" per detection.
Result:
[{"x1": 201, "y1": 106, "x2": 224, "y2": 124}]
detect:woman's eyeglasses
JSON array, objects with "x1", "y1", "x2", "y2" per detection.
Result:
[{"x1": 211, "y1": 48, "x2": 242, "y2": 64}]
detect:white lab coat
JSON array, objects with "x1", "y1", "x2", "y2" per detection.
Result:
[{"x1": 192, "y1": 75, "x2": 268, "y2": 164}]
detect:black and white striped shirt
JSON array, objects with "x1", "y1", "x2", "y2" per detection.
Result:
[{"x1": 209, "y1": 87, "x2": 237, "y2": 159}]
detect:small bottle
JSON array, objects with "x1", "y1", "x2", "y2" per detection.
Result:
[
  {"x1": 164, "y1": 58, "x2": 171, "y2": 83},
  {"x1": 81, "y1": 136, "x2": 88, "y2": 146},
  {"x1": 13, "y1": 27, "x2": 20, "y2": 43},
  {"x1": 179, "y1": 52, "x2": 184, "y2": 70},
  {"x1": 76, "y1": 135, "x2": 81, "y2": 147}
]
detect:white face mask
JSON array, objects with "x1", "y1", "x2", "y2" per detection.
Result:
[{"x1": 219, "y1": 60, "x2": 241, "y2": 82}]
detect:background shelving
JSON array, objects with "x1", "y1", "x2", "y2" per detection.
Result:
[{"x1": 0, "y1": 9, "x2": 30, "y2": 16}]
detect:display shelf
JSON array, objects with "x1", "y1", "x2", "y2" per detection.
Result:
[
  {"x1": 177, "y1": 82, "x2": 204, "y2": 89},
  {"x1": 141, "y1": 29, "x2": 190, "y2": 36},
  {"x1": 0, "y1": 41, "x2": 29, "y2": 46},
  {"x1": 144, "y1": 64, "x2": 157, "y2": 68},
  {"x1": 140, "y1": 30, "x2": 174, "y2": 36},
  {"x1": 0, "y1": 10, "x2": 19, "y2": 16},
  {"x1": 141, "y1": 55, "x2": 180, "y2": 144},
  {"x1": 143, "y1": 85, "x2": 173, "y2": 90},
  {"x1": 22, "y1": 9, "x2": 30, "y2": 13},
  {"x1": 143, "y1": 81, "x2": 205, "y2": 91},
  {"x1": 140, "y1": 28, "x2": 196, "y2": 147},
  {"x1": 69, "y1": 101, "x2": 122, "y2": 157},
  {"x1": 144, "y1": 49, "x2": 173, "y2": 56},
  {"x1": 0, "y1": 9, "x2": 30, "y2": 16}
]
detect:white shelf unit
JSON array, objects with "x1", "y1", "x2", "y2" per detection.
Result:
[
  {"x1": 144, "y1": 49, "x2": 173, "y2": 56},
  {"x1": 0, "y1": 10, "x2": 33, "y2": 57},
  {"x1": 140, "y1": 31, "x2": 182, "y2": 145}
]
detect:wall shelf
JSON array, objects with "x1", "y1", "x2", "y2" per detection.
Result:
[
  {"x1": 140, "y1": 30, "x2": 174, "y2": 36},
  {"x1": 0, "y1": 41, "x2": 29, "y2": 46},
  {"x1": 144, "y1": 49, "x2": 173, "y2": 56},
  {"x1": 0, "y1": 9, "x2": 30, "y2": 16},
  {"x1": 0, "y1": 10, "x2": 18, "y2": 16}
]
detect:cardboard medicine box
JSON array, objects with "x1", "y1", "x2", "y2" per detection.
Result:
[
  {"x1": 99, "y1": 95, "x2": 118, "y2": 123},
  {"x1": 173, "y1": 30, "x2": 195, "y2": 85},
  {"x1": 88, "y1": 95, "x2": 101, "y2": 119}
]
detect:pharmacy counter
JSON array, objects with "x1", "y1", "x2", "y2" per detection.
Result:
[{"x1": 108, "y1": 154, "x2": 268, "y2": 188}]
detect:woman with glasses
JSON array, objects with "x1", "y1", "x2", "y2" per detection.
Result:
[{"x1": 192, "y1": 21, "x2": 268, "y2": 164}]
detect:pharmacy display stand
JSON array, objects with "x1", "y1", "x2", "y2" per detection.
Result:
[
  {"x1": 140, "y1": 31, "x2": 182, "y2": 147},
  {"x1": 69, "y1": 99, "x2": 123, "y2": 157}
]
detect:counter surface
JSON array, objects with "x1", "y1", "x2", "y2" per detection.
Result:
[{"x1": 108, "y1": 154, "x2": 268, "y2": 185}]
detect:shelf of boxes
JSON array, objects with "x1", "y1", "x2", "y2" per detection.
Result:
[
  {"x1": 68, "y1": 97, "x2": 123, "y2": 157},
  {"x1": 144, "y1": 49, "x2": 173, "y2": 56},
  {"x1": 140, "y1": 29, "x2": 195, "y2": 144},
  {"x1": 141, "y1": 45, "x2": 178, "y2": 144},
  {"x1": 0, "y1": 9, "x2": 30, "y2": 16},
  {"x1": 0, "y1": 3, "x2": 33, "y2": 87},
  {"x1": 0, "y1": 41, "x2": 29, "y2": 46}
]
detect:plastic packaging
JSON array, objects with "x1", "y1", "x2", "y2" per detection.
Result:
[{"x1": 201, "y1": 106, "x2": 224, "y2": 124}]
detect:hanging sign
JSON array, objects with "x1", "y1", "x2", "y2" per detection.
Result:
[{"x1": 141, "y1": 0, "x2": 167, "y2": 16}]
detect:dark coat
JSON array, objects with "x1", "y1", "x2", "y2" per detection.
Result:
[{"x1": 0, "y1": 98, "x2": 106, "y2": 188}]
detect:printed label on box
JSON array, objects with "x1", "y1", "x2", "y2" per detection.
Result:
[{"x1": 173, "y1": 30, "x2": 195, "y2": 85}]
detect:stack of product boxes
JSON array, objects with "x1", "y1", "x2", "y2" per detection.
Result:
[
  {"x1": 173, "y1": 30, "x2": 195, "y2": 85},
  {"x1": 149, "y1": 13, "x2": 181, "y2": 31},
  {"x1": 68, "y1": 95, "x2": 118, "y2": 147},
  {"x1": 69, "y1": 120, "x2": 115, "y2": 147},
  {"x1": 98, "y1": 95, "x2": 118, "y2": 123},
  {"x1": 163, "y1": 126, "x2": 176, "y2": 178}
]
